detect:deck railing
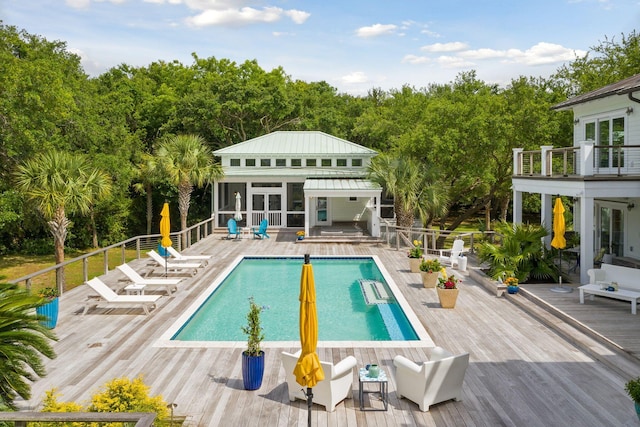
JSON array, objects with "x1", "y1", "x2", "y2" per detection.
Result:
[
  {"x1": 0, "y1": 411, "x2": 155, "y2": 426},
  {"x1": 514, "y1": 143, "x2": 640, "y2": 177},
  {"x1": 9, "y1": 216, "x2": 217, "y2": 294}
]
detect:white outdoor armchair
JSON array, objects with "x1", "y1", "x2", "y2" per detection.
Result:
[
  {"x1": 393, "y1": 346, "x2": 469, "y2": 412},
  {"x1": 438, "y1": 239, "x2": 467, "y2": 268},
  {"x1": 281, "y1": 350, "x2": 357, "y2": 412}
]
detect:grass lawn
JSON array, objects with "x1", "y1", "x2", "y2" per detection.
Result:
[{"x1": 0, "y1": 248, "x2": 140, "y2": 294}]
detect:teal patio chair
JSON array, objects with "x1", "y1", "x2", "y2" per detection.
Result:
[
  {"x1": 227, "y1": 218, "x2": 242, "y2": 239},
  {"x1": 252, "y1": 219, "x2": 270, "y2": 239}
]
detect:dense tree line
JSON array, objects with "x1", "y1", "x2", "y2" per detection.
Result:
[{"x1": 1, "y1": 22, "x2": 638, "y2": 256}]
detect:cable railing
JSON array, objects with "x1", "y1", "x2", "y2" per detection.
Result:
[{"x1": 9, "y1": 217, "x2": 217, "y2": 294}]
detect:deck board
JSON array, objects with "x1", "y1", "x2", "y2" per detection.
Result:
[{"x1": 16, "y1": 231, "x2": 640, "y2": 426}]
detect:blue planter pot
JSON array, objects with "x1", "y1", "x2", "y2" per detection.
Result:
[
  {"x1": 242, "y1": 351, "x2": 265, "y2": 390},
  {"x1": 507, "y1": 285, "x2": 519, "y2": 294},
  {"x1": 36, "y1": 298, "x2": 59, "y2": 329},
  {"x1": 157, "y1": 244, "x2": 169, "y2": 257},
  {"x1": 635, "y1": 402, "x2": 640, "y2": 421}
]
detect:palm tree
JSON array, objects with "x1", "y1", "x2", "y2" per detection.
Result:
[
  {"x1": 0, "y1": 282, "x2": 56, "y2": 410},
  {"x1": 15, "y1": 150, "x2": 112, "y2": 292},
  {"x1": 367, "y1": 152, "x2": 447, "y2": 228},
  {"x1": 156, "y1": 134, "x2": 223, "y2": 247},
  {"x1": 132, "y1": 153, "x2": 161, "y2": 237}
]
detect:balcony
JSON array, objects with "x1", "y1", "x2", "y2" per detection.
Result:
[{"x1": 513, "y1": 142, "x2": 640, "y2": 179}]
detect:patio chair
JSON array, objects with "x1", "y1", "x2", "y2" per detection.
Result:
[
  {"x1": 393, "y1": 346, "x2": 469, "y2": 412},
  {"x1": 281, "y1": 350, "x2": 357, "y2": 412},
  {"x1": 147, "y1": 250, "x2": 202, "y2": 274},
  {"x1": 438, "y1": 239, "x2": 466, "y2": 268},
  {"x1": 166, "y1": 246, "x2": 211, "y2": 263},
  {"x1": 227, "y1": 218, "x2": 242, "y2": 239},
  {"x1": 252, "y1": 219, "x2": 270, "y2": 239},
  {"x1": 116, "y1": 263, "x2": 183, "y2": 295},
  {"x1": 83, "y1": 277, "x2": 161, "y2": 315}
]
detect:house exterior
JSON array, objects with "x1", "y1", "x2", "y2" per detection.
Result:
[
  {"x1": 512, "y1": 73, "x2": 640, "y2": 283},
  {"x1": 212, "y1": 131, "x2": 383, "y2": 237}
]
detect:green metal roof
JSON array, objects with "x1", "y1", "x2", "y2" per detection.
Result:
[
  {"x1": 213, "y1": 131, "x2": 378, "y2": 156},
  {"x1": 303, "y1": 178, "x2": 381, "y2": 194}
]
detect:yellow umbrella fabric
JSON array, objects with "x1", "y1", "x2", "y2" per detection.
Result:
[
  {"x1": 293, "y1": 259, "x2": 325, "y2": 388},
  {"x1": 160, "y1": 202, "x2": 173, "y2": 249},
  {"x1": 551, "y1": 197, "x2": 566, "y2": 249}
]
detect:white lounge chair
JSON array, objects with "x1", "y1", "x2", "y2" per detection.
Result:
[
  {"x1": 438, "y1": 239, "x2": 467, "y2": 268},
  {"x1": 166, "y1": 246, "x2": 210, "y2": 263},
  {"x1": 148, "y1": 250, "x2": 201, "y2": 274},
  {"x1": 393, "y1": 346, "x2": 469, "y2": 412},
  {"x1": 116, "y1": 263, "x2": 182, "y2": 295},
  {"x1": 83, "y1": 277, "x2": 161, "y2": 315},
  {"x1": 281, "y1": 350, "x2": 357, "y2": 412}
]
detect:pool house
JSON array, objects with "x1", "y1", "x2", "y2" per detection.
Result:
[{"x1": 212, "y1": 131, "x2": 383, "y2": 237}]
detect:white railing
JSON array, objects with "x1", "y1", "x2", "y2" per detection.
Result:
[{"x1": 514, "y1": 143, "x2": 640, "y2": 177}]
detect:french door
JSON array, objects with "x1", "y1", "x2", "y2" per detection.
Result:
[{"x1": 252, "y1": 193, "x2": 282, "y2": 226}]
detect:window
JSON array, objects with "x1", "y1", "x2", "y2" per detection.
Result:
[
  {"x1": 246, "y1": 159, "x2": 256, "y2": 167},
  {"x1": 287, "y1": 183, "x2": 304, "y2": 211},
  {"x1": 306, "y1": 159, "x2": 317, "y2": 167},
  {"x1": 260, "y1": 159, "x2": 271, "y2": 167},
  {"x1": 321, "y1": 158, "x2": 332, "y2": 167},
  {"x1": 337, "y1": 159, "x2": 347, "y2": 167},
  {"x1": 352, "y1": 159, "x2": 362, "y2": 167},
  {"x1": 291, "y1": 159, "x2": 302, "y2": 167},
  {"x1": 230, "y1": 159, "x2": 240, "y2": 166},
  {"x1": 585, "y1": 115, "x2": 626, "y2": 169},
  {"x1": 276, "y1": 158, "x2": 286, "y2": 167}
]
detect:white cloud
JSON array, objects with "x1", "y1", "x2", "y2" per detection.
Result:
[
  {"x1": 460, "y1": 42, "x2": 586, "y2": 65},
  {"x1": 402, "y1": 54, "x2": 430, "y2": 64},
  {"x1": 421, "y1": 42, "x2": 469, "y2": 53},
  {"x1": 436, "y1": 55, "x2": 475, "y2": 68},
  {"x1": 186, "y1": 6, "x2": 308, "y2": 27},
  {"x1": 356, "y1": 24, "x2": 397, "y2": 38},
  {"x1": 285, "y1": 9, "x2": 311, "y2": 24},
  {"x1": 340, "y1": 71, "x2": 368, "y2": 84}
]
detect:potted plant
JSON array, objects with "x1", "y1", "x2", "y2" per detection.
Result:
[
  {"x1": 36, "y1": 286, "x2": 59, "y2": 329},
  {"x1": 296, "y1": 230, "x2": 305, "y2": 241},
  {"x1": 437, "y1": 274, "x2": 460, "y2": 308},
  {"x1": 408, "y1": 240, "x2": 423, "y2": 273},
  {"x1": 625, "y1": 376, "x2": 640, "y2": 421},
  {"x1": 241, "y1": 297, "x2": 265, "y2": 390},
  {"x1": 419, "y1": 258, "x2": 442, "y2": 288},
  {"x1": 505, "y1": 277, "x2": 519, "y2": 294}
]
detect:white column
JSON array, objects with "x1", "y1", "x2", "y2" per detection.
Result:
[
  {"x1": 540, "y1": 145, "x2": 553, "y2": 176},
  {"x1": 512, "y1": 189, "x2": 523, "y2": 224},
  {"x1": 542, "y1": 193, "x2": 553, "y2": 248},
  {"x1": 579, "y1": 140, "x2": 595, "y2": 176},
  {"x1": 304, "y1": 194, "x2": 310, "y2": 237},
  {"x1": 580, "y1": 197, "x2": 595, "y2": 284}
]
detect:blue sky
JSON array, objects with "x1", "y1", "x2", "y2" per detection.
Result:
[{"x1": 3, "y1": 0, "x2": 638, "y2": 95}]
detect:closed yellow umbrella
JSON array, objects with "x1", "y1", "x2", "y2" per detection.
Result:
[
  {"x1": 551, "y1": 197, "x2": 566, "y2": 250},
  {"x1": 293, "y1": 254, "x2": 324, "y2": 426},
  {"x1": 160, "y1": 202, "x2": 172, "y2": 248}
]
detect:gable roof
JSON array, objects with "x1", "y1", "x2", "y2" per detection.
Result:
[
  {"x1": 213, "y1": 131, "x2": 377, "y2": 156},
  {"x1": 552, "y1": 73, "x2": 640, "y2": 110}
]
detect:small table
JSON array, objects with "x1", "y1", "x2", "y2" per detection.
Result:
[
  {"x1": 124, "y1": 284, "x2": 146, "y2": 295},
  {"x1": 358, "y1": 368, "x2": 388, "y2": 411}
]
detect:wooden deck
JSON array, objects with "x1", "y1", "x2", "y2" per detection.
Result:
[{"x1": 18, "y1": 231, "x2": 640, "y2": 426}]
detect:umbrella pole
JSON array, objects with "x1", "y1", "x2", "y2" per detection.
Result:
[{"x1": 306, "y1": 387, "x2": 313, "y2": 427}]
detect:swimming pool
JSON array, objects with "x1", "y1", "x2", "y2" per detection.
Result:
[{"x1": 158, "y1": 255, "x2": 433, "y2": 348}]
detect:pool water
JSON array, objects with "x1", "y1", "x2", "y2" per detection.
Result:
[{"x1": 171, "y1": 257, "x2": 419, "y2": 342}]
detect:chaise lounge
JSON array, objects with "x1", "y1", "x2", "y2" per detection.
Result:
[
  {"x1": 147, "y1": 250, "x2": 202, "y2": 274},
  {"x1": 83, "y1": 277, "x2": 161, "y2": 315},
  {"x1": 166, "y1": 246, "x2": 211, "y2": 263},
  {"x1": 116, "y1": 263, "x2": 183, "y2": 295}
]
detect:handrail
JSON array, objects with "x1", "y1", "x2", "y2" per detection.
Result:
[
  {"x1": 9, "y1": 216, "x2": 217, "y2": 293},
  {"x1": 0, "y1": 411, "x2": 156, "y2": 426}
]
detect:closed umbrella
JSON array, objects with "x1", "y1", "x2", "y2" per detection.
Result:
[
  {"x1": 550, "y1": 197, "x2": 571, "y2": 293},
  {"x1": 160, "y1": 202, "x2": 172, "y2": 277},
  {"x1": 234, "y1": 192, "x2": 243, "y2": 221},
  {"x1": 293, "y1": 254, "x2": 325, "y2": 427}
]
